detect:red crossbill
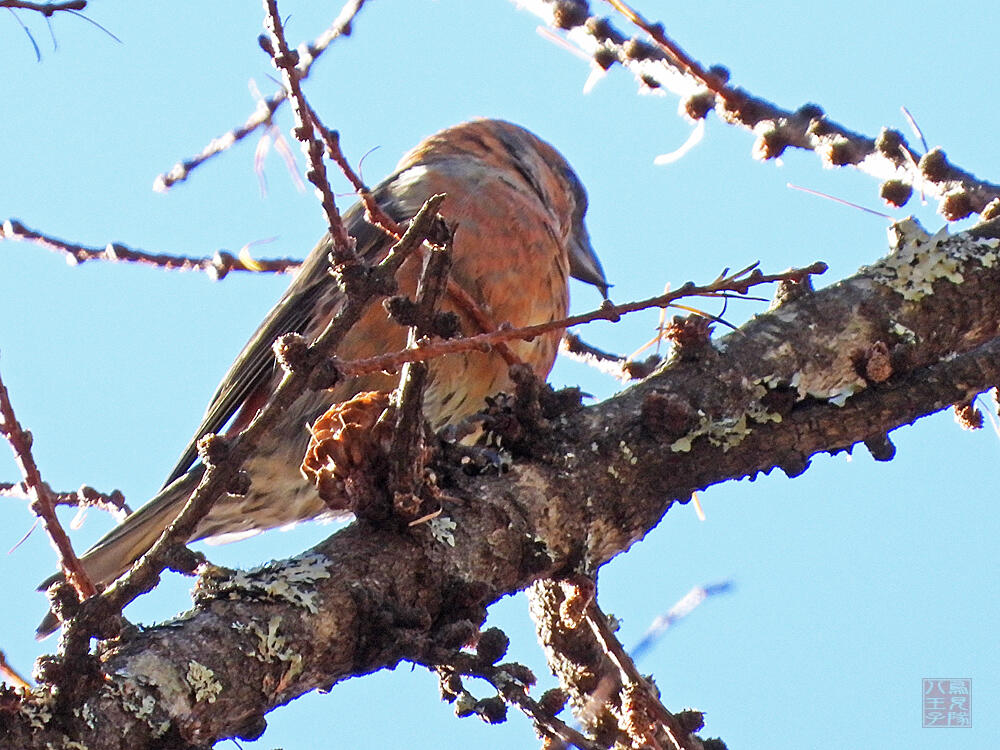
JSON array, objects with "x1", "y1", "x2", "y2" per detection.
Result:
[{"x1": 38, "y1": 119, "x2": 606, "y2": 635}]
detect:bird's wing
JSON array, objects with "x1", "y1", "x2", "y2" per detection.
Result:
[{"x1": 161, "y1": 184, "x2": 417, "y2": 488}]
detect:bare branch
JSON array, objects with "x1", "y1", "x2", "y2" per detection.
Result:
[
  {"x1": 89, "y1": 194, "x2": 448, "y2": 631},
  {"x1": 0, "y1": 0, "x2": 85, "y2": 15},
  {"x1": 0, "y1": 364, "x2": 96, "y2": 601},
  {"x1": 154, "y1": 0, "x2": 368, "y2": 191},
  {"x1": 1, "y1": 482, "x2": 131, "y2": 519},
  {"x1": 630, "y1": 581, "x2": 734, "y2": 661},
  {"x1": 332, "y1": 262, "x2": 828, "y2": 378},
  {"x1": 561, "y1": 332, "x2": 662, "y2": 381},
  {"x1": 586, "y1": 600, "x2": 698, "y2": 750},
  {"x1": 1, "y1": 219, "x2": 301, "y2": 279},
  {"x1": 523, "y1": 0, "x2": 1000, "y2": 220},
  {"x1": 262, "y1": 0, "x2": 354, "y2": 263},
  {"x1": 309, "y1": 109, "x2": 405, "y2": 240},
  {"x1": 8, "y1": 209, "x2": 1000, "y2": 743},
  {"x1": 429, "y1": 650, "x2": 606, "y2": 750},
  {"x1": 388, "y1": 230, "x2": 454, "y2": 511}
]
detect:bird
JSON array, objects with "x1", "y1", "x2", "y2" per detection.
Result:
[{"x1": 37, "y1": 119, "x2": 607, "y2": 635}]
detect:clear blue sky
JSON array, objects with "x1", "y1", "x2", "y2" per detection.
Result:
[{"x1": 1, "y1": 2, "x2": 996, "y2": 748}]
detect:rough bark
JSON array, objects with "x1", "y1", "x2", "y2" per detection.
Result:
[{"x1": 4, "y1": 217, "x2": 999, "y2": 749}]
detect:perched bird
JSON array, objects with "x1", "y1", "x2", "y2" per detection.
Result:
[{"x1": 38, "y1": 119, "x2": 606, "y2": 633}]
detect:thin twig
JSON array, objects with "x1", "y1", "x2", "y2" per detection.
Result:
[
  {"x1": 0, "y1": 363, "x2": 96, "y2": 601},
  {"x1": 305, "y1": 102, "x2": 524, "y2": 366},
  {"x1": 497, "y1": 679, "x2": 604, "y2": 750},
  {"x1": 0, "y1": 0, "x2": 84, "y2": 14},
  {"x1": 0, "y1": 649, "x2": 30, "y2": 689},
  {"x1": 309, "y1": 106, "x2": 403, "y2": 240},
  {"x1": 525, "y1": 0, "x2": 1000, "y2": 219},
  {"x1": 560, "y1": 332, "x2": 662, "y2": 381},
  {"x1": 432, "y1": 653, "x2": 605, "y2": 750},
  {"x1": 630, "y1": 581, "x2": 734, "y2": 661},
  {"x1": 89, "y1": 194, "x2": 447, "y2": 632},
  {"x1": 1, "y1": 219, "x2": 301, "y2": 279},
  {"x1": 334, "y1": 262, "x2": 828, "y2": 378},
  {"x1": 443, "y1": 279, "x2": 523, "y2": 367},
  {"x1": 153, "y1": 0, "x2": 367, "y2": 190},
  {"x1": 604, "y1": 0, "x2": 729, "y2": 98},
  {"x1": 586, "y1": 600, "x2": 696, "y2": 750},
  {"x1": 263, "y1": 0, "x2": 354, "y2": 262},
  {"x1": 388, "y1": 232, "x2": 454, "y2": 507},
  {"x1": 1, "y1": 482, "x2": 131, "y2": 518}
]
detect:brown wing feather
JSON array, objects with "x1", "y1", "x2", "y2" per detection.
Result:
[{"x1": 161, "y1": 187, "x2": 411, "y2": 488}]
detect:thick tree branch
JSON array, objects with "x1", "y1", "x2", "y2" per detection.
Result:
[{"x1": 5, "y1": 215, "x2": 999, "y2": 747}]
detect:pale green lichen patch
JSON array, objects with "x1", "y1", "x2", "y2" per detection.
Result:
[
  {"x1": 109, "y1": 682, "x2": 154, "y2": 721},
  {"x1": 755, "y1": 373, "x2": 783, "y2": 389},
  {"x1": 76, "y1": 702, "x2": 96, "y2": 730},
  {"x1": 209, "y1": 552, "x2": 331, "y2": 613},
  {"x1": 889, "y1": 320, "x2": 917, "y2": 345},
  {"x1": 454, "y1": 690, "x2": 477, "y2": 715},
  {"x1": 788, "y1": 370, "x2": 864, "y2": 406},
  {"x1": 101, "y1": 676, "x2": 171, "y2": 738},
  {"x1": 745, "y1": 399, "x2": 783, "y2": 425},
  {"x1": 670, "y1": 412, "x2": 748, "y2": 453},
  {"x1": 427, "y1": 515, "x2": 457, "y2": 547},
  {"x1": 618, "y1": 440, "x2": 638, "y2": 465},
  {"x1": 866, "y1": 217, "x2": 1000, "y2": 301},
  {"x1": 185, "y1": 660, "x2": 222, "y2": 704},
  {"x1": 670, "y1": 389, "x2": 782, "y2": 453},
  {"x1": 234, "y1": 616, "x2": 303, "y2": 685},
  {"x1": 17, "y1": 686, "x2": 54, "y2": 730}
]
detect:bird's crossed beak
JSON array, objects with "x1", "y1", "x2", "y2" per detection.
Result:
[{"x1": 568, "y1": 226, "x2": 609, "y2": 300}]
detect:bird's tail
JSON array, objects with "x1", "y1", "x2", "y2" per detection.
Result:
[{"x1": 36, "y1": 469, "x2": 202, "y2": 638}]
